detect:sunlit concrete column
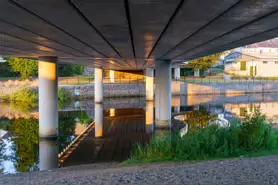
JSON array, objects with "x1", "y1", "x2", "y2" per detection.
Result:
[
  {"x1": 39, "y1": 139, "x2": 58, "y2": 171},
  {"x1": 95, "y1": 103, "x2": 103, "y2": 138},
  {"x1": 94, "y1": 68, "x2": 103, "y2": 103},
  {"x1": 145, "y1": 68, "x2": 154, "y2": 101},
  {"x1": 194, "y1": 69, "x2": 200, "y2": 77},
  {"x1": 109, "y1": 70, "x2": 115, "y2": 83},
  {"x1": 155, "y1": 60, "x2": 172, "y2": 128},
  {"x1": 174, "y1": 68, "x2": 180, "y2": 80},
  {"x1": 146, "y1": 101, "x2": 154, "y2": 134},
  {"x1": 39, "y1": 56, "x2": 58, "y2": 138}
]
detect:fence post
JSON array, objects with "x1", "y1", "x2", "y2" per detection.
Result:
[
  {"x1": 209, "y1": 74, "x2": 210, "y2": 84},
  {"x1": 184, "y1": 71, "x2": 185, "y2": 85}
]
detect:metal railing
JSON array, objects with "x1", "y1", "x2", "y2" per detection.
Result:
[
  {"x1": 58, "y1": 76, "x2": 145, "y2": 85},
  {"x1": 180, "y1": 75, "x2": 278, "y2": 84}
]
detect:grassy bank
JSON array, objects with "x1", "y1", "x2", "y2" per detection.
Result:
[{"x1": 124, "y1": 109, "x2": 278, "y2": 164}]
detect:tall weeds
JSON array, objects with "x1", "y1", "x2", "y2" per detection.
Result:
[{"x1": 128, "y1": 109, "x2": 278, "y2": 163}]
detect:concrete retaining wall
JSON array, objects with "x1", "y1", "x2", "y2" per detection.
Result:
[
  {"x1": 62, "y1": 84, "x2": 145, "y2": 98},
  {"x1": 1, "y1": 82, "x2": 278, "y2": 99},
  {"x1": 184, "y1": 83, "x2": 278, "y2": 95}
]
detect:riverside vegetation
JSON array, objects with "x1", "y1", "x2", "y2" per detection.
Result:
[
  {"x1": 125, "y1": 109, "x2": 278, "y2": 164},
  {"x1": 0, "y1": 87, "x2": 72, "y2": 112}
]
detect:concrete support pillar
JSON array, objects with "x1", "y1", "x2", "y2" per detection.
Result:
[
  {"x1": 94, "y1": 68, "x2": 103, "y2": 103},
  {"x1": 155, "y1": 60, "x2": 172, "y2": 128},
  {"x1": 39, "y1": 56, "x2": 58, "y2": 138},
  {"x1": 146, "y1": 101, "x2": 154, "y2": 134},
  {"x1": 109, "y1": 70, "x2": 115, "y2": 83},
  {"x1": 174, "y1": 68, "x2": 180, "y2": 80},
  {"x1": 145, "y1": 68, "x2": 154, "y2": 101},
  {"x1": 194, "y1": 69, "x2": 200, "y2": 77},
  {"x1": 95, "y1": 103, "x2": 103, "y2": 138},
  {"x1": 39, "y1": 139, "x2": 58, "y2": 171}
]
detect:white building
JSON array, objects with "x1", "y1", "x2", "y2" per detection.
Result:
[{"x1": 224, "y1": 39, "x2": 278, "y2": 77}]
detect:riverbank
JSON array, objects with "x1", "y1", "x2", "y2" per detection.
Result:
[
  {"x1": 1, "y1": 156, "x2": 278, "y2": 184},
  {"x1": 2, "y1": 80, "x2": 278, "y2": 99}
]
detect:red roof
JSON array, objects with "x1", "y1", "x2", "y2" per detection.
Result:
[{"x1": 246, "y1": 38, "x2": 278, "y2": 48}]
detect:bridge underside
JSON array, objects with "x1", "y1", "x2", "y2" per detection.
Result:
[{"x1": 0, "y1": 0, "x2": 278, "y2": 69}]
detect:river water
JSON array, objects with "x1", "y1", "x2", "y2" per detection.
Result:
[{"x1": 1, "y1": 93, "x2": 278, "y2": 174}]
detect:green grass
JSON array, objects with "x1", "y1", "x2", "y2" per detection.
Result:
[{"x1": 125, "y1": 109, "x2": 278, "y2": 165}]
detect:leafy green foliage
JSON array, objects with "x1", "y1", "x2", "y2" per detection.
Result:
[
  {"x1": 10, "y1": 88, "x2": 38, "y2": 103},
  {"x1": 58, "y1": 64, "x2": 84, "y2": 77},
  {"x1": 186, "y1": 52, "x2": 223, "y2": 71},
  {"x1": 79, "y1": 111, "x2": 93, "y2": 124},
  {"x1": 4, "y1": 57, "x2": 38, "y2": 79},
  {"x1": 58, "y1": 88, "x2": 72, "y2": 109},
  {"x1": 9, "y1": 118, "x2": 39, "y2": 172},
  {"x1": 1, "y1": 88, "x2": 72, "y2": 111},
  {"x1": 127, "y1": 109, "x2": 278, "y2": 163},
  {"x1": 0, "y1": 62, "x2": 15, "y2": 77},
  {"x1": 58, "y1": 116, "x2": 77, "y2": 153}
]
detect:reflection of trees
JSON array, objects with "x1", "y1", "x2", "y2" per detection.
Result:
[
  {"x1": 58, "y1": 116, "x2": 76, "y2": 153},
  {"x1": 9, "y1": 118, "x2": 39, "y2": 173},
  {"x1": 186, "y1": 110, "x2": 217, "y2": 131}
]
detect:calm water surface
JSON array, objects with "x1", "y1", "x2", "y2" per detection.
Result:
[{"x1": 1, "y1": 94, "x2": 278, "y2": 174}]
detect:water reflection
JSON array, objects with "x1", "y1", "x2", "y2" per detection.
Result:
[
  {"x1": 2, "y1": 94, "x2": 278, "y2": 174},
  {"x1": 145, "y1": 101, "x2": 154, "y2": 134},
  {"x1": 95, "y1": 103, "x2": 103, "y2": 138},
  {"x1": 39, "y1": 139, "x2": 58, "y2": 171}
]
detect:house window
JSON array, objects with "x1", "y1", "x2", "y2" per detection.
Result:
[
  {"x1": 263, "y1": 61, "x2": 268, "y2": 64},
  {"x1": 275, "y1": 61, "x2": 278, "y2": 64},
  {"x1": 240, "y1": 61, "x2": 247, "y2": 71}
]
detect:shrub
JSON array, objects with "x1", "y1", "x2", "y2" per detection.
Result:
[
  {"x1": 127, "y1": 109, "x2": 278, "y2": 163},
  {"x1": 58, "y1": 88, "x2": 72, "y2": 109},
  {"x1": 0, "y1": 95, "x2": 10, "y2": 102},
  {"x1": 10, "y1": 88, "x2": 38, "y2": 103}
]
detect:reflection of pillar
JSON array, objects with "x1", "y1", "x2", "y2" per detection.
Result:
[
  {"x1": 39, "y1": 56, "x2": 58, "y2": 138},
  {"x1": 109, "y1": 70, "x2": 115, "y2": 83},
  {"x1": 194, "y1": 69, "x2": 200, "y2": 77},
  {"x1": 155, "y1": 60, "x2": 172, "y2": 128},
  {"x1": 146, "y1": 101, "x2": 154, "y2": 134},
  {"x1": 110, "y1": 108, "x2": 115, "y2": 117},
  {"x1": 172, "y1": 96, "x2": 181, "y2": 113},
  {"x1": 95, "y1": 103, "x2": 103, "y2": 138},
  {"x1": 95, "y1": 68, "x2": 103, "y2": 103},
  {"x1": 174, "y1": 68, "x2": 180, "y2": 80},
  {"x1": 39, "y1": 139, "x2": 58, "y2": 171},
  {"x1": 145, "y1": 68, "x2": 154, "y2": 101}
]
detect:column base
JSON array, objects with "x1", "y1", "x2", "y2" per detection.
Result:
[
  {"x1": 155, "y1": 119, "x2": 171, "y2": 128},
  {"x1": 39, "y1": 134, "x2": 58, "y2": 139}
]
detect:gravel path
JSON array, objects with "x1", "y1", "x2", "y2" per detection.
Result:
[{"x1": 1, "y1": 156, "x2": 278, "y2": 185}]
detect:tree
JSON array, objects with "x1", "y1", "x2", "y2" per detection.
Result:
[
  {"x1": 4, "y1": 57, "x2": 38, "y2": 79},
  {"x1": 186, "y1": 52, "x2": 223, "y2": 71},
  {"x1": 58, "y1": 64, "x2": 84, "y2": 77},
  {"x1": 9, "y1": 118, "x2": 39, "y2": 172}
]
